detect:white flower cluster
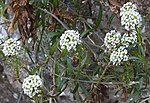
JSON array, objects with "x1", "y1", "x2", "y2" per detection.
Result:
[
  {"x1": 60, "y1": 30, "x2": 81, "y2": 52},
  {"x1": 110, "y1": 46, "x2": 128, "y2": 65},
  {"x1": 121, "y1": 30, "x2": 137, "y2": 48},
  {"x1": 120, "y1": 2, "x2": 142, "y2": 31},
  {"x1": 104, "y1": 30, "x2": 137, "y2": 50},
  {"x1": 22, "y1": 75, "x2": 42, "y2": 98},
  {"x1": 2, "y1": 38, "x2": 21, "y2": 56},
  {"x1": 104, "y1": 30, "x2": 121, "y2": 50},
  {"x1": 120, "y1": 2, "x2": 137, "y2": 13},
  {"x1": 104, "y1": 30, "x2": 129, "y2": 65},
  {"x1": 104, "y1": 2, "x2": 143, "y2": 65}
]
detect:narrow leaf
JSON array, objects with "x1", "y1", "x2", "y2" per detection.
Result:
[
  {"x1": 95, "y1": 3, "x2": 103, "y2": 28},
  {"x1": 49, "y1": 42, "x2": 58, "y2": 55},
  {"x1": 58, "y1": 79, "x2": 68, "y2": 91},
  {"x1": 79, "y1": 83, "x2": 91, "y2": 99},
  {"x1": 81, "y1": 52, "x2": 88, "y2": 67},
  {"x1": 47, "y1": 32, "x2": 60, "y2": 38},
  {"x1": 81, "y1": 29, "x2": 92, "y2": 38},
  {"x1": 108, "y1": 13, "x2": 114, "y2": 24},
  {"x1": 32, "y1": 66, "x2": 40, "y2": 74},
  {"x1": 67, "y1": 56, "x2": 75, "y2": 76},
  {"x1": 59, "y1": 49, "x2": 67, "y2": 57},
  {"x1": 72, "y1": 83, "x2": 79, "y2": 93}
]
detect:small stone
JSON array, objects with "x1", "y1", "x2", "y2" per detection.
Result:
[
  {"x1": 13, "y1": 93, "x2": 18, "y2": 99},
  {"x1": 87, "y1": 19, "x2": 94, "y2": 24},
  {"x1": 5, "y1": 98, "x2": 10, "y2": 102}
]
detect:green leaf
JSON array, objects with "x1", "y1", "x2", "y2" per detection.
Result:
[
  {"x1": 94, "y1": 67, "x2": 100, "y2": 75},
  {"x1": 23, "y1": 67, "x2": 32, "y2": 75},
  {"x1": 138, "y1": 45, "x2": 145, "y2": 56},
  {"x1": 129, "y1": 56, "x2": 141, "y2": 61},
  {"x1": 108, "y1": 13, "x2": 115, "y2": 25},
  {"x1": 49, "y1": 42, "x2": 58, "y2": 55},
  {"x1": 47, "y1": 32, "x2": 60, "y2": 38},
  {"x1": 59, "y1": 49, "x2": 67, "y2": 58},
  {"x1": 67, "y1": 56, "x2": 74, "y2": 75},
  {"x1": 81, "y1": 52, "x2": 88, "y2": 68},
  {"x1": 58, "y1": 79, "x2": 68, "y2": 91},
  {"x1": 81, "y1": 29, "x2": 92, "y2": 38},
  {"x1": 41, "y1": 12, "x2": 46, "y2": 30},
  {"x1": 79, "y1": 83, "x2": 91, "y2": 99},
  {"x1": 136, "y1": 27, "x2": 142, "y2": 46},
  {"x1": 0, "y1": 50, "x2": 4, "y2": 57},
  {"x1": 128, "y1": 56, "x2": 143, "y2": 63},
  {"x1": 125, "y1": 90, "x2": 140, "y2": 103},
  {"x1": 99, "y1": 52, "x2": 104, "y2": 60},
  {"x1": 72, "y1": 83, "x2": 79, "y2": 93},
  {"x1": 95, "y1": 3, "x2": 103, "y2": 28},
  {"x1": 23, "y1": 45, "x2": 35, "y2": 64},
  {"x1": 139, "y1": 77, "x2": 144, "y2": 89},
  {"x1": 53, "y1": 0, "x2": 60, "y2": 7},
  {"x1": 127, "y1": 44, "x2": 134, "y2": 52},
  {"x1": 32, "y1": 66, "x2": 40, "y2": 74}
]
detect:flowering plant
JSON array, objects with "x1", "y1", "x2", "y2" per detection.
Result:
[
  {"x1": 1, "y1": 38, "x2": 21, "y2": 56},
  {"x1": 22, "y1": 75, "x2": 43, "y2": 98},
  {"x1": 120, "y1": 2, "x2": 142, "y2": 30},
  {"x1": 59, "y1": 30, "x2": 81, "y2": 51},
  {"x1": 0, "y1": 1, "x2": 149, "y2": 103}
]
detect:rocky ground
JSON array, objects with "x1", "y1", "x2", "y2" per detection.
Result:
[{"x1": 0, "y1": 64, "x2": 31, "y2": 103}]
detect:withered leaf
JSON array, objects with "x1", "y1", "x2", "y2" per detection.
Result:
[
  {"x1": 18, "y1": 0, "x2": 28, "y2": 6},
  {"x1": 108, "y1": 0, "x2": 122, "y2": 17},
  {"x1": 48, "y1": 23, "x2": 57, "y2": 32},
  {"x1": 54, "y1": 8, "x2": 75, "y2": 22},
  {"x1": 109, "y1": 0, "x2": 121, "y2": 8},
  {"x1": 7, "y1": 0, "x2": 37, "y2": 46},
  {"x1": 8, "y1": 11, "x2": 18, "y2": 33}
]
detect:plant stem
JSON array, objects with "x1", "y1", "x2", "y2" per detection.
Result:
[
  {"x1": 15, "y1": 57, "x2": 22, "y2": 83},
  {"x1": 17, "y1": 91, "x2": 23, "y2": 103},
  {"x1": 35, "y1": 28, "x2": 44, "y2": 64},
  {"x1": 36, "y1": 7, "x2": 69, "y2": 30},
  {"x1": 95, "y1": 62, "x2": 111, "y2": 89}
]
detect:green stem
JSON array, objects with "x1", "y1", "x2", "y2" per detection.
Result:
[
  {"x1": 23, "y1": 45, "x2": 35, "y2": 64},
  {"x1": 136, "y1": 27, "x2": 145, "y2": 56},
  {"x1": 15, "y1": 57, "x2": 22, "y2": 83},
  {"x1": 95, "y1": 62, "x2": 111, "y2": 88},
  {"x1": 35, "y1": 29, "x2": 43, "y2": 63},
  {"x1": 136, "y1": 28, "x2": 142, "y2": 46}
]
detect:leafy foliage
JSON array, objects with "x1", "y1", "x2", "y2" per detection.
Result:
[{"x1": 0, "y1": 0, "x2": 149, "y2": 103}]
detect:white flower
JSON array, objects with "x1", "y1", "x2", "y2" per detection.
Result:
[
  {"x1": 59, "y1": 30, "x2": 81, "y2": 52},
  {"x1": 110, "y1": 46, "x2": 128, "y2": 65},
  {"x1": 120, "y1": 11, "x2": 142, "y2": 30},
  {"x1": 120, "y1": 2, "x2": 142, "y2": 31},
  {"x1": 2, "y1": 38, "x2": 21, "y2": 56},
  {"x1": 104, "y1": 30, "x2": 121, "y2": 50},
  {"x1": 121, "y1": 30, "x2": 137, "y2": 47},
  {"x1": 120, "y1": 2, "x2": 137, "y2": 15},
  {"x1": 22, "y1": 75, "x2": 42, "y2": 98}
]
